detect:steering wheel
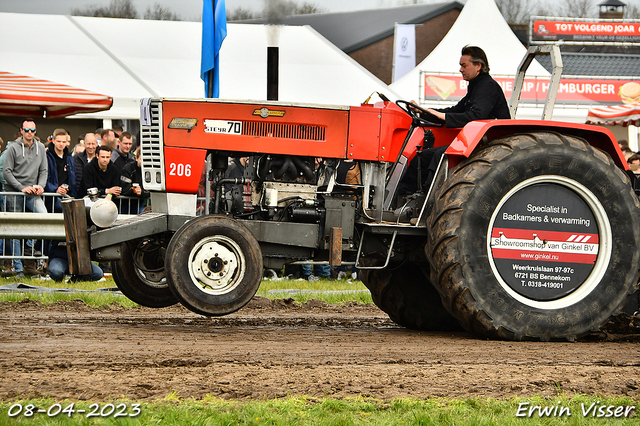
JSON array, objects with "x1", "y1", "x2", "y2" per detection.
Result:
[{"x1": 396, "y1": 100, "x2": 443, "y2": 127}]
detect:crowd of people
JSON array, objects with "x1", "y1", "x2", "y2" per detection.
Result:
[{"x1": 0, "y1": 119, "x2": 147, "y2": 281}]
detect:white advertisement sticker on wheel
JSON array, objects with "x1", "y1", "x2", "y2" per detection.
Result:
[{"x1": 489, "y1": 183, "x2": 600, "y2": 302}]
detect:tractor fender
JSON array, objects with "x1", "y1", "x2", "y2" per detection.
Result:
[{"x1": 445, "y1": 119, "x2": 628, "y2": 170}]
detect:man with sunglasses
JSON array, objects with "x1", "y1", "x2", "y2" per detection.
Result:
[{"x1": 2, "y1": 119, "x2": 48, "y2": 279}]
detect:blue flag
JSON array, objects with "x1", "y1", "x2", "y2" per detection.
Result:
[{"x1": 201, "y1": 0, "x2": 227, "y2": 98}]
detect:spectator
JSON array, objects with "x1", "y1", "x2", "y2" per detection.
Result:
[
  {"x1": 72, "y1": 134, "x2": 85, "y2": 156},
  {"x1": 197, "y1": 162, "x2": 214, "y2": 214},
  {"x1": 74, "y1": 132, "x2": 98, "y2": 195},
  {"x1": 113, "y1": 124, "x2": 124, "y2": 137},
  {"x1": 226, "y1": 156, "x2": 248, "y2": 181},
  {"x1": 619, "y1": 139, "x2": 635, "y2": 161},
  {"x1": 79, "y1": 145, "x2": 121, "y2": 199},
  {"x1": 120, "y1": 146, "x2": 148, "y2": 214},
  {"x1": 80, "y1": 145, "x2": 120, "y2": 275},
  {"x1": 73, "y1": 143, "x2": 85, "y2": 157},
  {"x1": 94, "y1": 128, "x2": 102, "y2": 145},
  {"x1": 0, "y1": 136, "x2": 7, "y2": 276},
  {"x1": 301, "y1": 262, "x2": 332, "y2": 281},
  {"x1": 48, "y1": 240, "x2": 103, "y2": 282},
  {"x1": 111, "y1": 131, "x2": 135, "y2": 172},
  {"x1": 100, "y1": 128, "x2": 117, "y2": 150},
  {"x1": 44, "y1": 128, "x2": 77, "y2": 213},
  {"x1": 628, "y1": 152, "x2": 640, "y2": 174},
  {"x1": 2, "y1": 119, "x2": 48, "y2": 278}
]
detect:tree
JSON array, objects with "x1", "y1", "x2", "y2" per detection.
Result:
[
  {"x1": 71, "y1": 0, "x2": 138, "y2": 19},
  {"x1": 627, "y1": 3, "x2": 640, "y2": 18},
  {"x1": 228, "y1": 7, "x2": 258, "y2": 21},
  {"x1": 144, "y1": 3, "x2": 181, "y2": 21},
  {"x1": 555, "y1": 0, "x2": 596, "y2": 18},
  {"x1": 496, "y1": 0, "x2": 537, "y2": 24}
]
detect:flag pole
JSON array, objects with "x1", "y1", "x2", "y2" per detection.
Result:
[{"x1": 206, "y1": 0, "x2": 215, "y2": 98}]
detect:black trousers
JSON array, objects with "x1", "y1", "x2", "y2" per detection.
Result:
[{"x1": 397, "y1": 145, "x2": 448, "y2": 196}]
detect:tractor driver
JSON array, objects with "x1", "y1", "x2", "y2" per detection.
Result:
[
  {"x1": 398, "y1": 45, "x2": 510, "y2": 197},
  {"x1": 421, "y1": 45, "x2": 510, "y2": 127}
]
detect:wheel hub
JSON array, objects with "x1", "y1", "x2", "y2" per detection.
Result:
[{"x1": 189, "y1": 237, "x2": 245, "y2": 295}]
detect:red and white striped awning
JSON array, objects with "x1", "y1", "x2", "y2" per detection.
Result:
[
  {"x1": 586, "y1": 104, "x2": 640, "y2": 127},
  {"x1": 0, "y1": 71, "x2": 113, "y2": 119}
]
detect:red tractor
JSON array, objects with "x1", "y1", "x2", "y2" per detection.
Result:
[{"x1": 66, "y1": 47, "x2": 640, "y2": 341}]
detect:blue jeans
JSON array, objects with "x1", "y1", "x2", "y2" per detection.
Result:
[
  {"x1": 49, "y1": 257, "x2": 104, "y2": 282},
  {"x1": 6, "y1": 194, "x2": 48, "y2": 273},
  {"x1": 0, "y1": 194, "x2": 4, "y2": 258},
  {"x1": 301, "y1": 263, "x2": 331, "y2": 278}
]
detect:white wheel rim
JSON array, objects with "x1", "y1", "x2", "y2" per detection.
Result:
[
  {"x1": 487, "y1": 176, "x2": 612, "y2": 310},
  {"x1": 187, "y1": 235, "x2": 246, "y2": 296}
]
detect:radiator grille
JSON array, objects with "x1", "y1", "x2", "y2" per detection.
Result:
[
  {"x1": 243, "y1": 121, "x2": 326, "y2": 141},
  {"x1": 140, "y1": 100, "x2": 165, "y2": 191}
]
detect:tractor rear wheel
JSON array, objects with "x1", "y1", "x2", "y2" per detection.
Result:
[
  {"x1": 360, "y1": 261, "x2": 463, "y2": 331},
  {"x1": 426, "y1": 132, "x2": 640, "y2": 341},
  {"x1": 112, "y1": 239, "x2": 178, "y2": 308},
  {"x1": 165, "y1": 215, "x2": 263, "y2": 316}
]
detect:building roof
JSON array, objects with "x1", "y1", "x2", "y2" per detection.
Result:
[
  {"x1": 236, "y1": 2, "x2": 463, "y2": 53},
  {"x1": 598, "y1": 0, "x2": 627, "y2": 7},
  {"x1": 537, "y1": 52, "x2": 640, "y2": 77}
]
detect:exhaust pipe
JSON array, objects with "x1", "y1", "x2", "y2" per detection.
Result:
[{"x1": 267, "y1": 46, "x2": 279, "y2": 101}]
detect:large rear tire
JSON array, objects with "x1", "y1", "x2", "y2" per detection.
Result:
[
  {"x1": 112, "y1": 239, "x2": 178, "y2": 308},
  {"x1": 165, "y1": 215, "x2": 263, "y2": 316},
  {"x1": 427, "y1": 132, "x2": 640, "y2": 341},
  {"x1": 360, "y1": 261, "x2": 463, "y2": 331}
]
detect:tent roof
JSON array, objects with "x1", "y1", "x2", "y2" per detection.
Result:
[
  {"x1": 587, "y1": 104, "x2": 640, "y2": 127},
  {"x1": 390, "y1": 0, "x2": 550, "y2": 101},
  {"x1": 0, "y1": 13, "x2": 398, "y2": 119},
  {"x1": 237, "y1": 2, "x2": 463, "y2": 53},
  {"x1": 0, "y1": 71, "x2": 112, "y2": 118}
]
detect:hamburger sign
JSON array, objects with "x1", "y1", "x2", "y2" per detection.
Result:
[{"x1": 421, "y1": 73, "x2": 640, "y2": 107}]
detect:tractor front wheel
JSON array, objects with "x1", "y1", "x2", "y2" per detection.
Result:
[{"x1": 165, "y1": 215, "x2": 263, "y2": 316}]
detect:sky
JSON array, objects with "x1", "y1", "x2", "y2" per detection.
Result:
[{"x1": 0, "y1": 0, "x2": 432, "y2": 20}]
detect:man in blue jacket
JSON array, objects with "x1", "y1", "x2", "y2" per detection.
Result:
[{"x1": 45, "y1": 128, "x2": 77, "y2": 213}]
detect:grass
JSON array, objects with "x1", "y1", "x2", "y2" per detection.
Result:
[
  {"x1": 0, "y1": 395, "x2": 637, "y2": 425},
  {"x1": 0, "y1": 272, "x2": 373, "y2": 306}
]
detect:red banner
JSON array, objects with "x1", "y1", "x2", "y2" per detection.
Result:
[
  {"x1": 421, "y1": 73, "x2": 640, "y2": 106},
  {"x1": 532, "y1": 19, "x2": 640, "y2": 43}
]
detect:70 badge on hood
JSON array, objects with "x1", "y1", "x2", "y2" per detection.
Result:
[{"x1": 204, "y1": 119, "x2": 243, "y2": 135}]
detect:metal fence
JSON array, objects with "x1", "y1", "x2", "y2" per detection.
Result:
[{"x1": 0, "y1": 192, "x2": 152, "y2": 262}]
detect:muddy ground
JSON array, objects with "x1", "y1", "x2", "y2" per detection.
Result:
[{"x1": 0, "y1": 297, "x2": 639, "y2": 402}]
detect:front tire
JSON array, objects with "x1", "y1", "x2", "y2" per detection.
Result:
[
  {"x1": 112, "y1": 239, "x2": 178, "y2": 308},
  {"x1": 165, "y1": 215, "x2": 263, "y2": 316},
  {"x1": 427, "y1": 132, "x2": 640, "y2": 341}
]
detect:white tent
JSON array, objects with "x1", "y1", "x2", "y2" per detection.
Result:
[
  {"x1": 389, "y1": 0, "x2": 587, "y2": 122},
  {"x1": 0, "y1": 13, "x2": 399, "y2": 120}
]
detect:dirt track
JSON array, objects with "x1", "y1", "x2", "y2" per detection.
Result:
[{"x1": 0, "y1": 297, "x2": 639, "y2": 402}]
